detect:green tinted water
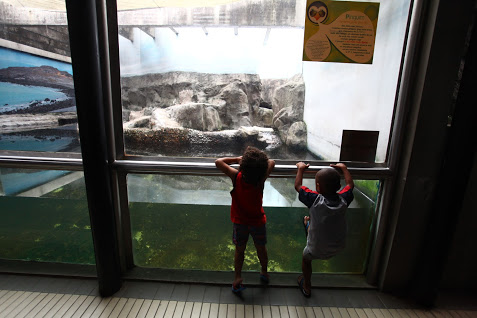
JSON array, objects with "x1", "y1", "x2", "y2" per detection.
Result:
[
  {"x1": 0, "y1": 196, "x2": 94, "y2": 264},
  {"x1": 129, "y1": 202, "x2": 374, "y2": 273},
  {"x1": 0, "y1": 177, "x2": 376, "y2": 273}
]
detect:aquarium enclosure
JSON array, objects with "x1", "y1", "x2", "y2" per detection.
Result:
[
  {"x1": 0, "y1": 0, "x2": 412, "y2": 277},
  {"x1": 118, "y1": 0, "x2": 411, "y2": 161}
]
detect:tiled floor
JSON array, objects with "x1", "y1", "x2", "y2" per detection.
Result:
[{"x1": 0, "y1": 273, "x2": 476, "y2": 317}]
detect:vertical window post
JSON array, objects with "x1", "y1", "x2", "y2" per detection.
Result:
[{"x1": 66, "y1": 0, "x2": 122, "y2": 296}]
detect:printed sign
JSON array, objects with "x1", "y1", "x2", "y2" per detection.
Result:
[{"x1": 303, "y1": 0, "x2": 379, "y2": 64}]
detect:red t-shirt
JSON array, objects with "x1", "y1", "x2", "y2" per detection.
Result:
[{"x1": 230, "y1": 172, "x2": 266, "y2": 226}]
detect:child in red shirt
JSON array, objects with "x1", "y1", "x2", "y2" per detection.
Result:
[{"x1": 215, "y1": 147, "x2": 275, "y2": 293}]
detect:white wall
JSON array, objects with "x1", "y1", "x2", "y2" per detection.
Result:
[
  {"x1": 119, "y1": 27, "x2": 303, "y2": 79},
  {"x1": 303, "y1": 1, "x2": 412, "y2": 161}
]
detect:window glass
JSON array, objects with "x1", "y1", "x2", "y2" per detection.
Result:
[
  {"x1": 118, "y1": 0, "x2": 411, "y2": 162},
  {"x1": 0, "y1": 168, "x2": 94, "y2": 264},
  {"x1": 128, "y1": 174, "x2": 379, "y2": 273},
  {"x1": 0, "y1": 2, "x2": 80, "y2": 153}
]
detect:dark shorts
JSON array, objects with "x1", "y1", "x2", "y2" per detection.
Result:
[{"x1": 233, "y1": 223, "x2": 267, "y2": 246}]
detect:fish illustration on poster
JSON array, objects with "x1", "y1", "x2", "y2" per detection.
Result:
[{"x1": 303, "y1": 0, "x2": 379, "y2": 64}]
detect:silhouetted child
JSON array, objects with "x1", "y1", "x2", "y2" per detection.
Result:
[
  {"x1": 215, "y1": 146, "x2": 275, "y2": 293},
  {"x1": 294, "y1": 162, "x2": 354, "y2": 297}
]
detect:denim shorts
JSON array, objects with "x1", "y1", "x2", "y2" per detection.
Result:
[{"x1": 233, "y1": 223, "x2": 267, "y2": 246}]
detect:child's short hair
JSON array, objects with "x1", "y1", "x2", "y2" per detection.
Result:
[
  {"x1": 316, "y1": 168, "x2": 341, "y2": 194},
  {"x1": 240, "y1": 146, "x2": 269, "y2": 184}
]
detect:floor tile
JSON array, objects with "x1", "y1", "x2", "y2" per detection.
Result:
[
  {"x1": 154, "y1": 282, "x2": 176, "y2": 300},
  {"x1": 202, "y1": 285, "x2": 221, "y2": 303},
  {"x1": 268, "y1": 287, "x2": 288, "y2": 305},
  {"x1": 170, "y1": 283, "x2": 190, "y2": 301},
  {"x1": 187, "y1": 284, "x2": 206, "y2": 302},
  {"x1": 252, "y1": 286, "x2": 271, "y2": 305}
]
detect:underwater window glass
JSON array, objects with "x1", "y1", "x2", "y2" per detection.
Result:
[
  {"x1": 127, "y1": 173, "x2": 379, "y2": 273},
  {"x1": 0, "y1": 168, "x2": 94, "y2": 264}
]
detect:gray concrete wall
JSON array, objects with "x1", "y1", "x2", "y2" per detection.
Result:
[
  {"x1": 0, "y1": 24, "x2": 70, "y2": 56},
  {"x1": 0, "y1": 0, "x2": 304, "y2": 27},
  {"x1": 0, "y1": 2, "x2": 67, "y2": 25},
  {"x1": 0, "y1": 0, "x2": 304, "y2": 61}
]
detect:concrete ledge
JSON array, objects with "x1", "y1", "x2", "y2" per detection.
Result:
[
  {"x1": 0, "y1": 38, "x2": 71, "y2": 63},
  {"x1": 0, "y1": 259, "x2": 97, "y2": 278},
  {"x1": 124, "y1": 267, "x2": 375, "y2": 289},
  {"x1": 0, "y1": 259, "x2": 375, "y2": 289}
]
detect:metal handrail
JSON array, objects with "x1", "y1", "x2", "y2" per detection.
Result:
[{"x1": 0, "y1": 153, "x2": 392, "y2": 179}]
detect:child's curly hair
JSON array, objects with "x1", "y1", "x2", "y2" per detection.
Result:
[{"x1": 240, "y1": 146, "x2": 269, "y2": 184}]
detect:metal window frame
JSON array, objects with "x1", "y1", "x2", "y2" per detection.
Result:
[{"x1": 0, "y1": 0, "x2": 423, "y2": 290}]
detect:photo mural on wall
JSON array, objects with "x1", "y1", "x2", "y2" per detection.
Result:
[{"x1": 0, "y1": 47, "x2": 80, "y2": 153}]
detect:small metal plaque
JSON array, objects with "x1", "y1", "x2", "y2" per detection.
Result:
[{"x1": 340, "y1": 130, "x2": 379, "y2": 162}]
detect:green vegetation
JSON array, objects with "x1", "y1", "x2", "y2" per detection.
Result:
[
  {"x1": 130, "y1": 202, "x2": 373, "y2": 273},
  {"x1": 0, "y1": 196, "x2": 94, "y2": 264},
  {"x1": 354, "y1": 180, "x2": 380, "y2": 201},
  {"x1": 0, "y1": 174, "x2": 376, "y2": 273},
  {"x1": 42, "y1": 178, "x2": 87, "y2": 199}
]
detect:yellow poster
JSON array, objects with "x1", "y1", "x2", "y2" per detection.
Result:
[{"x1": 303, "y1": 0, "x2": 379, "y2": 64}]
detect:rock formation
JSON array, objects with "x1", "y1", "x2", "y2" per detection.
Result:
[
  {"x1": 0, "y1": 113, "x2": 77, "y2": 133},
  {"x1": 0, "y1": 66, "x2": 77, "y2": 132},
  {"x1": 122, "y1": 71, "x2": 308, "y2": 157},
  {"x1": 0, "y1": 65, "x2": 74, "y2": 90},
  {"x1": 0, "y1": 66, "x2": 310, "y2": 158}
]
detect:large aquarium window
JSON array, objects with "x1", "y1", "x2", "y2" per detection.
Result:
[
  {"x1": 118, "y1": 0, "x2": 412, "y2": 162},
  {"x1": 0, "y1": 168, "x2": 94, "y2": 264},
  {"x1": 0, "y1": 1, "x2": 80, "y2": 154},
  {"x1": 128, "y1": 173, "x2": 379, "y2": 273},
  {"x1": 0, "y1": 0, "x2": 413, "y2": 282}
]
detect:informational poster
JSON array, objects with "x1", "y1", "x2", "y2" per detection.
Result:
[{"x1": 303, "y1": 0, "x2": 379, "y2": 64}]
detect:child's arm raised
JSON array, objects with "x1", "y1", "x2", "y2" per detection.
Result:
[
  {"x1": 264, "y1": 159, "x2": 276, "y2": 180},
  {"x1": 294, "y1": 162, "x2": 310, "y2": 192},
  {"x1": 331, "y1": 163, "x2": 354, "y2": 189},
  {"x1": 215, "y1": 157, "x2": 241, "y2": 180}
]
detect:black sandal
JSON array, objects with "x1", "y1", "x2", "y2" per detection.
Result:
[{"x1": 297, "y1": 275, "x2": 311, "y2": 298}]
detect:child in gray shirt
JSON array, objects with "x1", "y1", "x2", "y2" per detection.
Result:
[{"x1": 294, "y1": 162, "x2": 354, "y2": 297}]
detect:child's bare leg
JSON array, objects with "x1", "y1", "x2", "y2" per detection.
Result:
[
  {"x1": 301, "y1": 257, "x2": 312, "y2": 294},
  {"x1": 234, "y1": 245, "x2": 246, "y2": 286},
  {"x1": 255, "y1": 244, "x2": 268, "y2": 276},
  {"x1": 304, "y1": 216, "x2": 310, "y2": 233}
]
